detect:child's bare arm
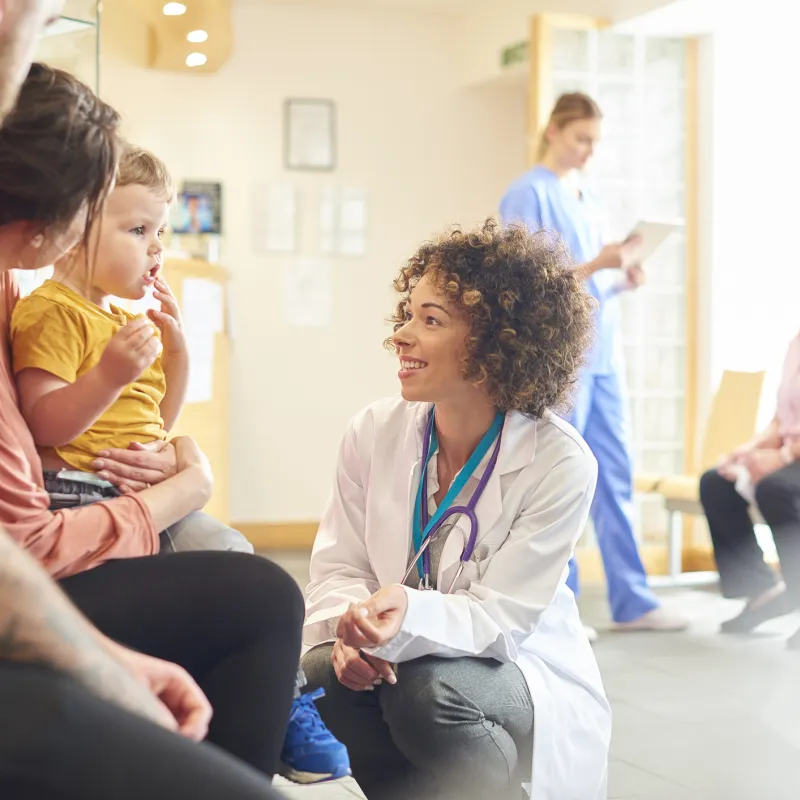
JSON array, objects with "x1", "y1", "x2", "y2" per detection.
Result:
[
  {"x1": 150, "y1": 278, "x2": 188, "y2": 431},
  {"x1": 18, "y1": 318, "x2": 161, "y2": 448}
]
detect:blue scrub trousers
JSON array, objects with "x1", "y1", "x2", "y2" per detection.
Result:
[{"x1": 566, "y1": 369, "x2": 661, "y2": 623}]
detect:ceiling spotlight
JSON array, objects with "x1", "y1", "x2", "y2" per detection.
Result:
[
  {"x1": 187, "y1": 30, "x2": 209, "y2": 43},
  {"x1": 186, "y1": 52, "x2": 208, "y2": 67},
  {"x1": 163, "y1": 3, "x2": 187, "y2": 16}
]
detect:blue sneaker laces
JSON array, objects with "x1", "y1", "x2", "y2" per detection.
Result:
[{"x1": 290, "y1": 688, "x2": 332, "y2": 743}]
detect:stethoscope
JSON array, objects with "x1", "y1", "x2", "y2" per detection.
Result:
[{"x1": 402, "y1": 408, "x2": 505, "y2": 592}]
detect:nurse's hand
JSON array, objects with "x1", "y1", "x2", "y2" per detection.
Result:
[
  {"x1": 592, "y1": 235, "x2": 643, "y2": 272},
  {"x1": 331, "y1": 640, "x2": 396, "y2": 691},
  {"x1": 337, "y1": 585, "x2": 409, "y2": 649},
  {"x1": 621, "y1": 264, "x2": 646, "y2": 291}
]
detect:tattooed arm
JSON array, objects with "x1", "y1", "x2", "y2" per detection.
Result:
[{"x1": 0, "y1": 528, "x2": 203, "y2": 734}]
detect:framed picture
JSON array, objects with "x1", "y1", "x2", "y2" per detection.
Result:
[
  {"x1": 284, "y1": 98, "x2": 336, "y2": 172},
  {"x1": 171, "y1": 181, "x2": 222, "y2": 235}
]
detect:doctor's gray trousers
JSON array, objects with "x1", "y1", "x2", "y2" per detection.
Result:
[{"x1": 303, "y1": 644, "x2": 534, "y2": 800}]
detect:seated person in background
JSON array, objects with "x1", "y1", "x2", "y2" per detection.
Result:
[
  {"x1": 302, "y1": 221, "x2": 611, "y2": 800},
  {"x1": 700, "y1": 329, "x2": 800, "y2": 646},
  {"x1": 10, "y1": 143, "x2": 252, "y2": 553},
  {"x1": 10, "y1": 143, "x2": 351, "y2": 782}
]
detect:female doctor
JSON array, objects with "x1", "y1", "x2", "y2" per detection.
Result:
[
  {"x1": 500, "y1": 92, "x2": 687, "y2": 633},
  {"x1": 302, "y1": 221, "x2": 612, "y2": 800}
]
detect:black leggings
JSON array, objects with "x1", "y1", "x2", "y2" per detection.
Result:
[
  {"x1": 699, "y1": 467, "x2": 800, "y2": 600},
  {"x1": 0, "y1": 551, "x2": 303, "y2": 798},
  {"x1": 0, "y1": 664, "x2": 287, "y2": 800},
  {"x1": 59, "y1": 551, "x2": 304, "y2": 775}
]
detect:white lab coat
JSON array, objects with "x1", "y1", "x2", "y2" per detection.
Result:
[{"x1": 304, "y1": 396, "x2": 612, "y2": 799}]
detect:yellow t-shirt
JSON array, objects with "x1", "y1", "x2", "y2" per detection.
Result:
[{"x1": 10, "y1": 280, "x2": 167, "y2": 472}]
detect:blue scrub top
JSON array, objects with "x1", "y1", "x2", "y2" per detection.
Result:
[{"x1": 500, "y1": 165, "x2": 620, "y2": 376}]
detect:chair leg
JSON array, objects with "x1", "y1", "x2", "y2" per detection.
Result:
[
  {"x1": 649, "y1": 507, "x2": 719, "y2": 589},
  {"x1": 668, "y1": 509, "x2": 683, "y2": 581}
]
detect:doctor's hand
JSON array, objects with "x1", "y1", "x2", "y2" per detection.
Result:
[
  {"x1": 331, "y1": 640, "x2": 396, "y2": 691},
  {"x1": 337, "y1": 585, "x2": 409, "y2": 650}
]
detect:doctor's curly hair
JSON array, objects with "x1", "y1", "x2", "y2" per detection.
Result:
[{"x1": 386, "y1": 219, "x2": 594, "y2": 418}]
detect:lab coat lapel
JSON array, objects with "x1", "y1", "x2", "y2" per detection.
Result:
[
  {"x1": 436, "y1": 411, "x2": 538, "y2": 586},
  {"x1": 471, "y1": 411, "x2": 534, "y2": 544},
  {"x1": 376, "y1": 402, "x2": 430, "y2": 586}
]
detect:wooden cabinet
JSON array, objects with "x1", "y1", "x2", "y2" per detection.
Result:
[{"x1": 162, "y1": 258, "x2": 231, "y2": 524}]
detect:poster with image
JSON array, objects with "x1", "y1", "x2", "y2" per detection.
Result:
[{"x1": 171, "y1": 181, "x2": 222, "y2": 235}]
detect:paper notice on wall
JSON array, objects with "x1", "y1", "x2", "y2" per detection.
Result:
[
  {"x1": 317, "y1": 187, "x2": 367, "y2": 256},
  {"x1": 283, "y1": 258, "x2": 332, "y2": 327},
  {"x1": 181, "y1": 277, "x2": 225, "y2": 403},
  {"x1": 185, "y1": 331, "x2": 215, "y2": 403},
  {"x1": 253, "y1": 183, "x2": 297, "y2": 253},
  {"x1": 182, "y1": 277, "x2": 224, "y2": 335},
  {"x1": 319, "y1": 187, "x2": 337, "y2": 255},
  {"x1": 339, "y1": 187, "x2": 367, "y2": 256}
]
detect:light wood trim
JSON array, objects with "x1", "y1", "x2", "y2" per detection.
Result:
[
  {"x1": 235, "y1": 522, "x2": 715, "y2": 578},
  {"x1": 237, "y1": 522, "x2": 319, "y2": 551},
  {"x1": 683, "y1": 37, "x2": 701, "y2": 549},
  {"x1": 539, "y1": 13, "x2": 608, "y2": 31},
  {"x1": 166, "y1": 257, "x2": 230, "y2": 283},
  {"x1": 526, "y1": 13, "x2": 609, "y2": 167},
  {"x1": 135, "y1": 0, "x2": 233, "y2": 73},
  {"x1": 527, "y1": 16, "x2": 551, "y2": 166}
]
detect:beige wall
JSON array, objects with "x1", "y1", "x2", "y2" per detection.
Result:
[{"x1": 100, "y1": 0, "x2": 527, "y2": 522}]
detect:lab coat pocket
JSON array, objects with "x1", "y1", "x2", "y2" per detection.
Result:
[{"x1": 473, "y1": 543, "x2": 501, "y2": 580}]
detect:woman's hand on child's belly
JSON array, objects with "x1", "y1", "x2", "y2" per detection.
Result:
[{"x1": 92, "y1": 440, "x2": 178, "y2": 493}]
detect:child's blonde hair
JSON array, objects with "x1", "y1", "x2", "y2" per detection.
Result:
[{"x1": 116, "y1": 143, "x2": 175, "y2": 202}]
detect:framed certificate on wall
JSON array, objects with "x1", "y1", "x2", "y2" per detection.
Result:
[{"x1": 284, "y1": 98, "x2": 336, "y2": 171}]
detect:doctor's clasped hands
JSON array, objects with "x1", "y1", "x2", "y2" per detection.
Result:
[{"x1": 332, "y1": 585, "x2": 409, "y2": 690}]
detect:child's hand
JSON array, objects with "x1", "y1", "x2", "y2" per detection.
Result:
[
  {"x1": 148, "y1": 278, "x2": 186, "y2": 357},
  {"x1": 98, "y1": 317, "x2": 161, "y2": 388}
]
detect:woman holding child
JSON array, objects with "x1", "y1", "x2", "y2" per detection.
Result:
[{"x1": 0, "y1": 61, "x2": 303, "y2": 791}]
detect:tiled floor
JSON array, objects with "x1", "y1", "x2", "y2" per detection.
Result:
[{"x1": 270, "y1": 552, "x2": 800, "y2": 799}]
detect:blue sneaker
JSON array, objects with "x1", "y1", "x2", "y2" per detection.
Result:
[{"x1": 279, "y1": 688, "x2": 352, "y2": 784}]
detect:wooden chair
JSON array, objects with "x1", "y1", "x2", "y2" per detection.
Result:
[{"x1": 638, "y1": 370, "x2": 766, "y2": 586}]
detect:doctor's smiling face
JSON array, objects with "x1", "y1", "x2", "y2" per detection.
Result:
[
  {"x1": 388, "y1": 220, "x2": 594, "y2": 418},
  {"x1": 391, "y1": 272, "x2": 471, "y2": 404}
]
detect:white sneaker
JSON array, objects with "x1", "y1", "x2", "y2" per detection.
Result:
[
  {"x1": 612, "y1": 607, "x2": 689, "y2": 632},
  {"x1": 583, "y1": 624, "x2": 599, "y2": 643}
]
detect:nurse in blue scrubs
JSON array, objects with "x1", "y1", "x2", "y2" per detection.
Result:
[{"x1": 500, "y1": 92, "x2": 687, "y2": 633}]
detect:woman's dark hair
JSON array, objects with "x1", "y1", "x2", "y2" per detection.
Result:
[
  {"x1": 388, "y1": 219, "x2": 595, "y2": 418},
  {"x1": 0, "y1": 63, "x2": 122, "y2": 250}
]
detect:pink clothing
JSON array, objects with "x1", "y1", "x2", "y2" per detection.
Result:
[
  {"x1": 776, "y1": 331, "x2": 800, "y2": 439},
  {"x1": 0, "y1": 272, "x2": 158, "y2": 579}
]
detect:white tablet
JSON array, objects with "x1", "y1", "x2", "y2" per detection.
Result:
[{"x1": 624, "y1": 219, "x2": 682, "y2": 263}]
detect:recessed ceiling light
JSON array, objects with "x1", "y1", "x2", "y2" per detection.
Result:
[
  {"x1": 186, "y1": 52, "x2": 208, "y2": 67},
  {"x1": 187, "y1": 29, "x2": 208, "y2": 43},
  {"x1": 163, "y1": 3, "x2": 187, "y2": 16}
]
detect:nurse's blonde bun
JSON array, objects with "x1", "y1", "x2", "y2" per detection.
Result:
[{"x1": 538, "y1": 92, "x2": 602, "y2": 159}]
